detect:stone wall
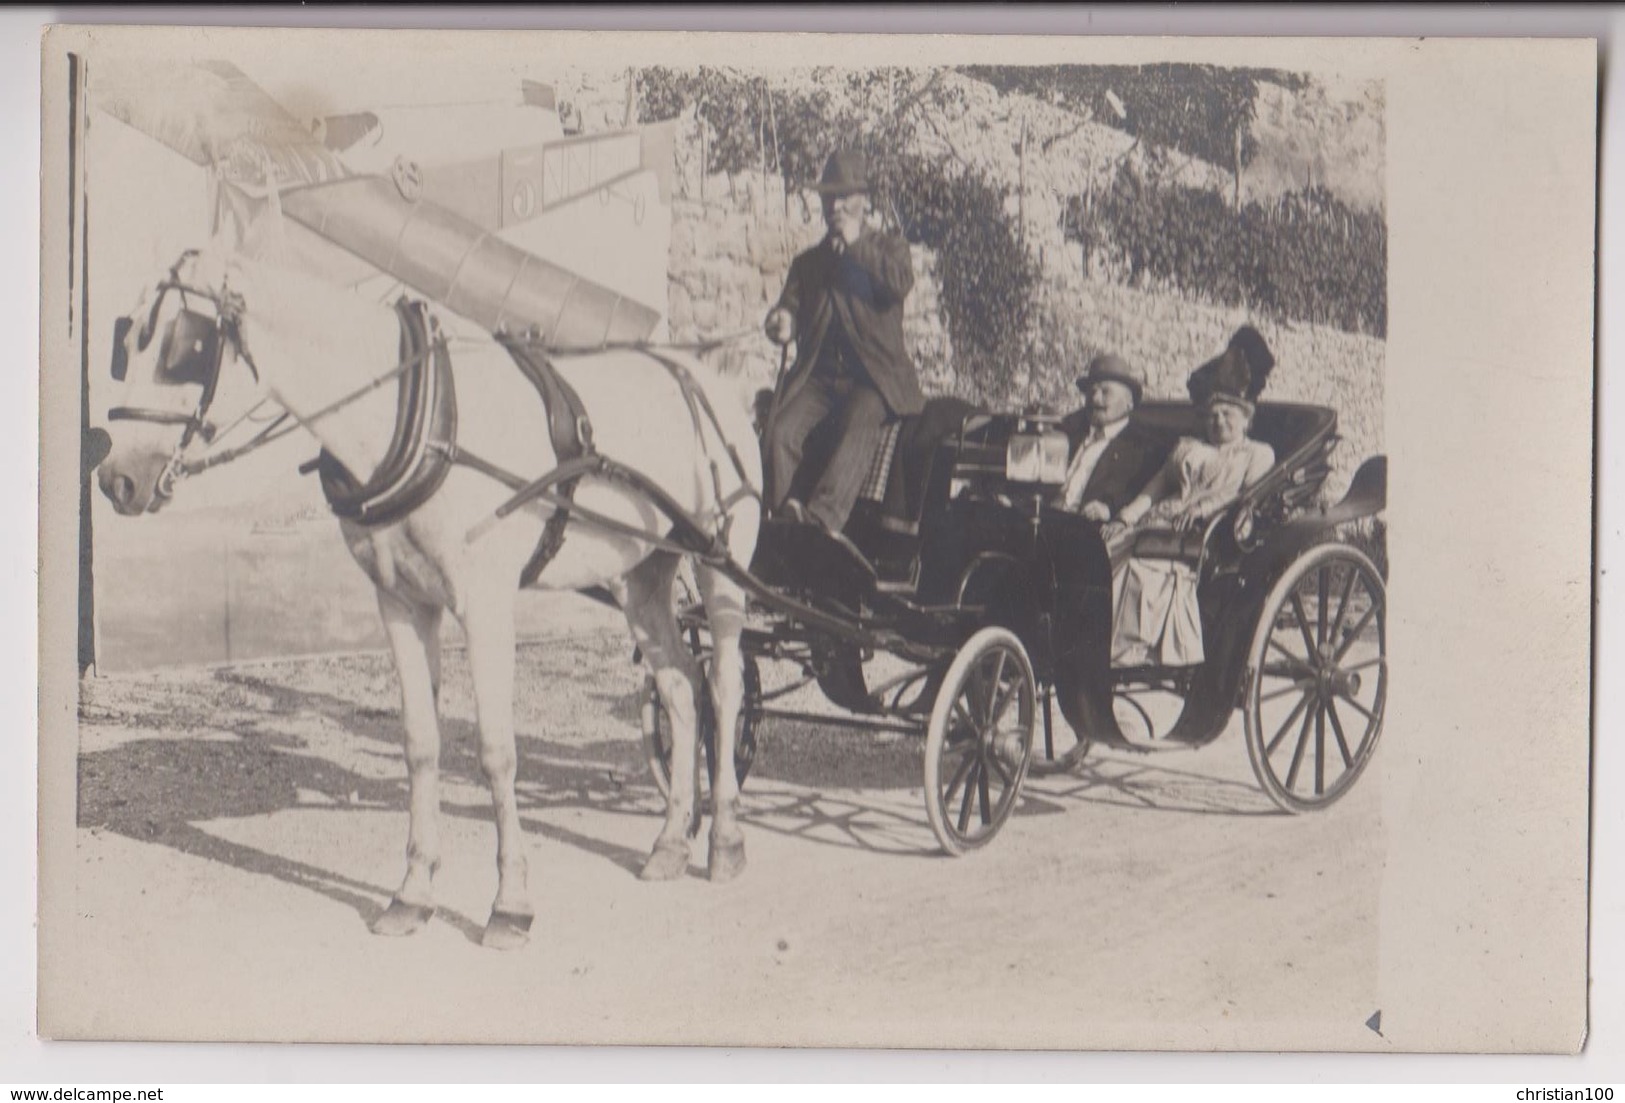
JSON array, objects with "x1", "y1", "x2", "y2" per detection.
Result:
[
  {"x1": 1030, "y1": 265, "x2": 1384, "y2": 501},
  {"x1": 660, "y1": 160, "x2": 1382, "y2": 504},
  {"x1": 647, "y1": 75, "x2": 1382, "y2": 503}
]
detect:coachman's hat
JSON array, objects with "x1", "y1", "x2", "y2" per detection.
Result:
[
  {"x1": 1076, "y1": 353, "x2": 1146, "y2": 404},
  {"x1": 812, "y1": 150, "x2": 872, "y2": 197}
]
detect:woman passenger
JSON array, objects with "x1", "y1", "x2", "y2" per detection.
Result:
[{"x1": 1101, "y1": 380, "x2": 1274, "y2": 668}]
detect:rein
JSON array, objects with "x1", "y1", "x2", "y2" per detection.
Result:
[
  {"x1": 188, "y1": 342, "x2": 434, "y2": 478},
  {"x1": 114, "y1": 258, "x2": 762, "y2": 580}
]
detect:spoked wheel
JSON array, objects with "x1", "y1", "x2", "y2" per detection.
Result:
[
  {"x1": 1244, "y1": 543, "x2": 1387, "y2": 813},
  {"x1": 642, "y1": 653, "x2": 762, "y2": 798},
  {"x1": 924, "y1": 627, "x2": 1037, "y2": 855}
]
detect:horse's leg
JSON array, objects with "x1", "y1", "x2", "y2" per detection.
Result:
[
  {"x1": 624, "y1": 551, "x2": 702, "y2": 881},
  {"x1": 697, "y1": 566, "x2": 750, "y2": 881},
  {"x1": 463, "y1": 582, "x2": 533, "y2": 950},
  {"x1": 371, "y1": 589, "x2": 444, "y2": 936}
]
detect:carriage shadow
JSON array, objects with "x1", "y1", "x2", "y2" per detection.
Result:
[{"x1": 1021, "y1": 747, "x2": 1280, "y2": 818}]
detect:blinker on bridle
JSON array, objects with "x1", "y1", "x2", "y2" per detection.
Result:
[{"x1": 106, "y1": 252, "x2": 259, "y2": 500}]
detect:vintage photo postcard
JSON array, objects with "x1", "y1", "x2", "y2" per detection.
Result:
[{"x1": 37, "y1": 25, "x2": 1595, "y2": 1051}]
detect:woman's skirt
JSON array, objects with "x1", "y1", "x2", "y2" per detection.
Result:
[{"x1": 1109, "y1": 556, "x2": 1205, "y2": 668}]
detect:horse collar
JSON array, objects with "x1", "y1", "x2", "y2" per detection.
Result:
[{"x1": 315, "y1": 299, "x2": 459, "y2": 527}]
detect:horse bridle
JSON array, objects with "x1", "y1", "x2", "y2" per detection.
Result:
[
  {"x1": 105, "y1": 252, "x2": 452, "y2": 506},
  {"x1": 107, "y1": 252, "x2": 260, "y2": 501}
]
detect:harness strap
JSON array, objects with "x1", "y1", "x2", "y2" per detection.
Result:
[
  {"x1": 640, "y1": 348, "x2": 761, "y2": 504},
  {"x1": 494, "y1": 331, "x2": 598, "y2": 588},
  {"x1": 315, "y1": 300, "x2": 459, "y2": 527},
  {"x1": 637, "y1": 348, "x2": 763, "y2": 550}
]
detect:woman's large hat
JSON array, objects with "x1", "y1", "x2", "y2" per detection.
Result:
[
  {"x1": 813, "y1": 150, "x2": 872, "y2": 197},
  {"x1": 1189, "y1": 324, "x2": 1275, "y2": 407}
]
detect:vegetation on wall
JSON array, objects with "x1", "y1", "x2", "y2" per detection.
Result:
[
  {"x1": 963, "y1": 63, "x2": 1311, "y2": 193},
  {"x1": 636, "y1": 66, "x2": 1041, "y2": 398},
  {"x1": 636, "y1": 63, "x2": 1386, "y2": 391},
  {"x1": 1065, "y1": 162, "x2": 1387, "y2": 338}
]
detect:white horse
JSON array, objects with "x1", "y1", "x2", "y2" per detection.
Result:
[{"x1": 95, "y1": 243, "x2": 762, "y2": 949}]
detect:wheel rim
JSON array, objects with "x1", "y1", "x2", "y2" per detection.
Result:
[
  {"x1": 926, "y1": 631, "x2": 1036, "y2": 853},
  {"x1": 1247, "y1": 547, "x2": 1387, "y2": 811}
]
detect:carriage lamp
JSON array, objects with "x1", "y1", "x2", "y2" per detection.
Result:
[{"x1": 1005, "y1": 420, "x2": 1070, "y2": 485}]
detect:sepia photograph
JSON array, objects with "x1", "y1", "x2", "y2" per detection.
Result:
[{"x1": 34, "y1": 23, "x2": 1595, "y2": 1059}]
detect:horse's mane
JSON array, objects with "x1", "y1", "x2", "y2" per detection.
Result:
[{"x1": 206, "y1": 250, "x2": 405, "y2": 372}]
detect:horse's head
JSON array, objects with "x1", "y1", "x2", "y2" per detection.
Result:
[{"x1": 96, "y1": 248, "x2": 261, "y2": 514}]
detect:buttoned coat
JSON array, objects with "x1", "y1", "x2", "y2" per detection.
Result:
[
  {"x1": 1057, "y1": 410, "x2": 1167, "y2": 514},
  {"x1": 772, "y1": 227, "x2": 926, "y2": 419}
]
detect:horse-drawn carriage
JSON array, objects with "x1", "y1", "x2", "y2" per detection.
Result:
[
  {"x1": 89, "y1": 60, "x2": 1387, "y2": 943},
  {"x1": 95, "y1": 245, "x2": 1388, "y2": 942},
  {"x1": 642, "y1": 393, "x2": 1389, "y2": 855}
]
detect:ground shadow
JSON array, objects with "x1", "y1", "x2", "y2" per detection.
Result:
[
  {"x1": 1023, "y1": 748, "x2": 1279, "y2": 817},
  {"x1": 78, "y1": 736, "x2": 483, "y2": 942},
  {"x1": 77, "y1": 660, "x2": 1276, "y2": 921}
]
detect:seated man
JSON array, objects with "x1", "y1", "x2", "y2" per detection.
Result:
[
  {"x1": 1056, "y1": 353, "x2": 1164, "y2": 521},
  {"x1": 762, "y1": 150, "x2": 926, "y2": 544}
]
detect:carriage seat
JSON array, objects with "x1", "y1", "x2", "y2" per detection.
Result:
[
  {"x1": 751, "y1": 398, "x2": 980, "y2": 598},
  {"x1": 1125, "y1": 402, "x2": 1333, "y2": 469},
  {"x1": 853, "y1": 397, "x2": 984, "y2": 535},
  {"x1": 1110, "y1": 402, "x2": 1338, "y2": 565},
  {"x1": 845, "y1": 397, "x2": 983, "y2": 587}
]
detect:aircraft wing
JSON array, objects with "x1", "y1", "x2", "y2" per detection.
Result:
[
  {"x1": 91, "y1": 56, "x2": 350, "y2": 190},
  {"x1": 281, "y1": 175, "x2": 660, "y2": 347},
  {"x1": 90, "y1": 57, "x2": 662, "y2": 347}
]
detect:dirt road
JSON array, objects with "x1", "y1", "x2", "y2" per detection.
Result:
[{"x1": 62, "y1": 597, "x2": 1386, "y2": 1050}]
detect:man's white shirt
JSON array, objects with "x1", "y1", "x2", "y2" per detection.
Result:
[{"x1": 1059, "y1": 416, "x2": 1130, "y2": 510}]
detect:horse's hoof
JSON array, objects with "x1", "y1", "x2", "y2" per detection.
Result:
[
  {"x1": 707, "y1": 836, "x2": 747, "y2": 883},
  {"x1": 481, "y1": 909, "x2": 534, "y2": 951},
  {"x1": 370, "y1": 898, "x2": 435, "y2": 937},
  {"x1": 639, "y1": 841, "x2": 690, "y2": 881}
]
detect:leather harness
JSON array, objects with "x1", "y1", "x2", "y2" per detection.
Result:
[
  {"x1": 494, "y1": 330, "x2": 596, "y2": 588},
  {"x1": 312, "y1": 304, "x2": 604, "y2": 587},
  {"x1": 315, "y1": 300, "x2": 459, "y2": 526}
]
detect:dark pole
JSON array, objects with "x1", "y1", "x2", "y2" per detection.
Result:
[{"x1": 72, "y1": 53, "x2": 97, "y2": 677}]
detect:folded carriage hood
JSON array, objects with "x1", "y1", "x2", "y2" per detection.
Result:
[{"x1": 280, "y1": 175, "x2": 662, "y2": 350}]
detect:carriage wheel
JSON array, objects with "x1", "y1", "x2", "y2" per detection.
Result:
[
  {"x1": 924, "y1": 627, "x2": 1037, "y2": 856},
  {"x1": 1243, "y1": 543, "x2": 1387, "y2": 813},
  {"x1": 642, "y1": 654, "x2": 762, "y2": 798}
]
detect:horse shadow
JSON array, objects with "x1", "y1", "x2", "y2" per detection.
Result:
[
  {"x1": 78, "y1": 663, "x2": 1276, "y2": 928},
  {"x1": 78, "y1": 665, "x2": 674, "y2": 940}
]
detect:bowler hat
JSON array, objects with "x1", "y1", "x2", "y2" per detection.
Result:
[
  {"x1": 812, "y1": 150, "x2": 872, "y2": 197},
  {"x1": 1076, "y1": 353, "x2": 1146, "y2": 404}
]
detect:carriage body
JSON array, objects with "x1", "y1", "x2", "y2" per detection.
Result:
[
  {"x1": 935, "y1": 400, "x2": 1379, "y2": 696},
  {"x1": 908, "y1": 398, "x2": 1388, "y2": 812},
  {"x1": 669, "y1": 393, "x2": 1388, "y2": 847}
]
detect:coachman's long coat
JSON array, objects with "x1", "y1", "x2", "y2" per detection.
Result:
[{"x1": 772, "y1": 227, "x2": 927, "y2": 419}]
